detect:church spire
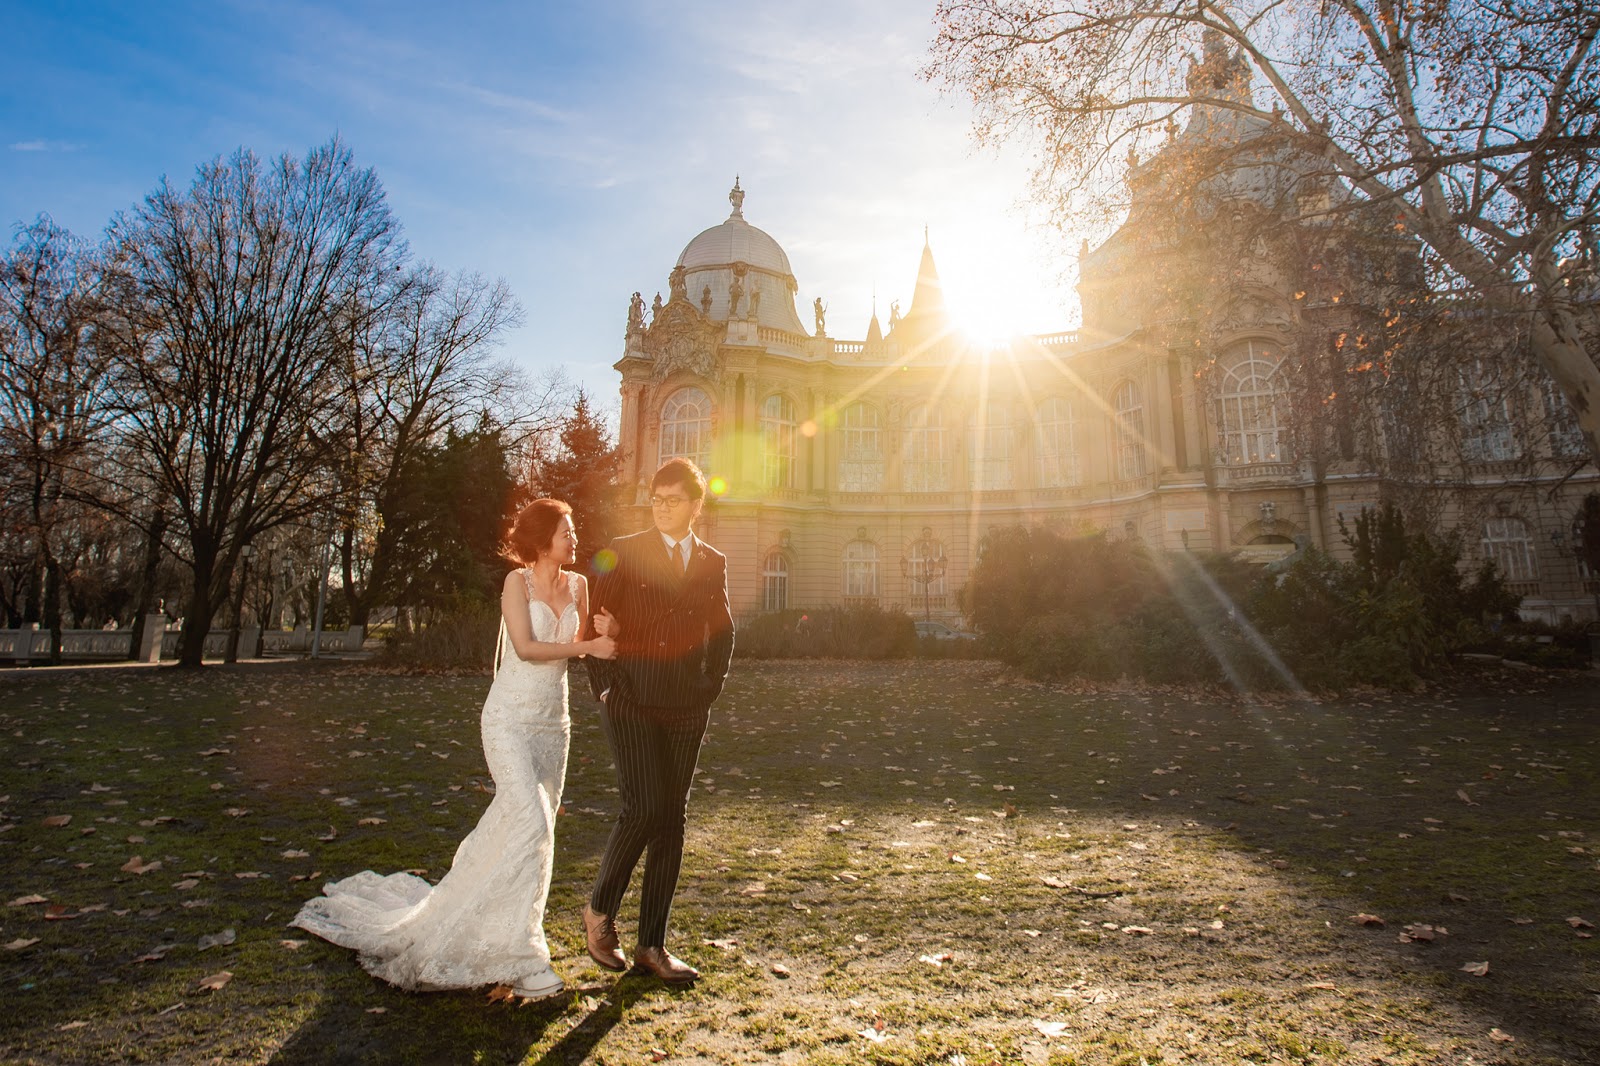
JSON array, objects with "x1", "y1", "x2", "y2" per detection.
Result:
[{"x1": 907, "y1": 231, "x2": 945, "y2": 321}]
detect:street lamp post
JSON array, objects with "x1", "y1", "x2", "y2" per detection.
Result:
[
  {"x1": 225, "y1": 543, "x2": 255, "y2": 664},
  {"x1": 899, "y1": 527, "x2": 947, "y2": 622}
]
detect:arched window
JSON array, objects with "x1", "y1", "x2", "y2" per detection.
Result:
[
  {"x1": 1218, "y1": 341, "x2": 1286, "y2": 463},
  {"x1": 967, "y1": 400, "x2": 1014, "y2": 490},
  {"x1": 1113, "y1": 380, "x2": 1146, "y2": 480},
  {"x1": 838, "y1": 402, "x2": 884, "y2": 492},
  {"x1": 759, "y1": 394, "x2": 796, "y2": 490},
  {"x1": 1482, "y1": 515, "x2": 1537, "y2": 582},
  {"x1": 761, "y1": 551, "x2": 789, "y2": 612},
  {"x1": 659, "y1": 386, "x2": 712, "y2": 469},
  {"x1": 842, "y1": 540, "x2": 880, "y2": 599},
  {"x1": 902, "y1": 404, "x2": 949, "y2": 492},
  {"x1": 1459, "y1": 359, "x2": 1519, "y2": 461},
  {"x1": 1035, "y1": 397, "x2": 1080, "y2": 487}
]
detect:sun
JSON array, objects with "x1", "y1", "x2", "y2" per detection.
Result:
[{"x1": 928, "y1": 222, "x2": 1075, "y2": 350}]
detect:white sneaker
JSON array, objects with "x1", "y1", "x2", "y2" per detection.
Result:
[{"x1": 512, "y1": 966, "x2": 564, "y2": 1000}]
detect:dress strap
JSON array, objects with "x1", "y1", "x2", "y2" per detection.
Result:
[{"x1": 521, "y1": 567, "x2": 538, "y2": 601}]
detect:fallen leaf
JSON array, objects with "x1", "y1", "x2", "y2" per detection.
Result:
[
  {"x1": 55, "y1": 1021, "x2": 88, "y2": 1031},
  {"x1": 486, "y1": 985, "x2": 515, "y2": 1003},
  {"x1": 1033, "y1": 1020, "x2": 1071, "y2": 1038},
  {"x1": 197, "y1": 928, "x2": 236, "y2": 951},
  {"x1": 316, "y1": 826, "x2": 338, "y2": 841},
  {"x1": 195, "y1": 971, "x2": 232, "y2": 992},
  {"x1": 1040, "y1": 875, "x2": 1068, "y2": 888},
  {"x1": 41, "y1": 815, "x2": 71, "y2": 828},
  {"x1": 919, "y1": 952, "x2": 952, "y2": 967},
  {"x1": 770, "y1": 962, "x2": 790, "y2": 977},
  {"x1": 171, "y1": 879, "x2": 200, "y2": 890},
  {"x1": 4, "y1": 938, "x2": 40, "y2": 951},
  {"x1": 702, "y1": 937, "x2": 738, "y2": 950},
  {"x1": 1351, "y1": 913, "x2": 1385, "y2": 927},
  {"x1": 1567, "y1": 916, "x2": 1594, "y2": 929},
  {"x1": 1461, "y1": 960, "x2": 1490, "y2": 976},
  {"x1": 120, "y1": 856, "x2": 162, "y2": 875},
  {"x1": 198, "y1": 748, "x2": 231, "y2": 757},
  {"x1": 7, "y1": 894, "x2": 47, "y2": 907},
  {"x1": 280, "y1": 849, "x2": 309, "y2": 859},
  {"x1": 280, "y1": 939, "x2": 308, "y2": 950},
  {"x1": 1490, "y1": 1028, "x2": 1515, "y2": 1043},
  {"x1": 366, "y1": 1007, "x2": 387, "y2": 1014},
  {"x1": 357, "y1": 817, "x2": 386, "y2": 826}
]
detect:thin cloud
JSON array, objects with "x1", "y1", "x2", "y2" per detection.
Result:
[{"x1": 9, "y1": 140, "x2": 82, "y2": 153}]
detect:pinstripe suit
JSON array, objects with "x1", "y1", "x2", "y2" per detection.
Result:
[{"x1": 584, "y1": 527, "x2": 734, "y2": 948}]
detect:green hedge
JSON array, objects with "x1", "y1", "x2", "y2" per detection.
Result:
[{"x1": 735, "y1": 606, "x2": 917, "y2": 659}]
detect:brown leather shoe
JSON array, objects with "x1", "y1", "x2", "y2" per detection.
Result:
[
  {"x1": 582, "y1": 903, "x2": 627, "y2": 972},
  {"x1": 632, "y1": 946, "x2": 699, "y2": 983}
]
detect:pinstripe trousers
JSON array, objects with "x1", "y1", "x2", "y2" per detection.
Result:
[{"x1": 589, "y1": 690, "x2": 710, "y2": 948}]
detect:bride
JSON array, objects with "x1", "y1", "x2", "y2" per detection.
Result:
[{"x1": 292, "y1": 498, "x2": 615, "y2": 1000}]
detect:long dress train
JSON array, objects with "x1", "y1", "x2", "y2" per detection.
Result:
[{"x1": 291, "y1": 569, "x2": 577, "y2": 991}]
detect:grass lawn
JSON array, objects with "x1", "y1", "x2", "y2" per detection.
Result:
[{"x1": 1, "y1": 658, "x2": 1598, "y2": 1065}]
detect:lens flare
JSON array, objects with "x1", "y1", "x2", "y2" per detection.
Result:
[
  {"x1": 708, "y1": 476, "x2": 728, "y2": 496},
  {"x1": 591, "y1": 548, "x2": 618, "y2": 575}
]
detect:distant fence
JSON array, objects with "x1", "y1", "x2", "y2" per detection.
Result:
[{"x1": 0, "y1": 614, "x2": 366, "y2": 664}]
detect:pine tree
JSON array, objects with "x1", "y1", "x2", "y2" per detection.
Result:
[{"x1": 521, "y1": 390, "x2": 625, "y2": 566}]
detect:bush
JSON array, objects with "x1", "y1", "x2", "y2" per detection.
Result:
[
  {"x1": 973, "y1": 507, "x2": 1528, "y2": 691},
  {"x1": 380, "y1": 603, "x2": 499, "y2": 671},
  {"x1": 736, "y1": 606, "x2": 916, "y2": 659}
]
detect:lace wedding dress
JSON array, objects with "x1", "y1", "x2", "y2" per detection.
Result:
[{"x1": 292, "y1": 569, "x2": 577, "y2": 992}]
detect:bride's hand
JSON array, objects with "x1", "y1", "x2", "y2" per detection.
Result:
[
  {"x1": 592, "y1": 607, "x2": 619, "y2": 638},
  {"x1": 587, "y1": 634, "x2": 617, "y2": 660}
]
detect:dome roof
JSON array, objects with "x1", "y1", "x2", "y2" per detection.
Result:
[{"x1": 675, "y1": 180, "x2": 795, "y2": 279}]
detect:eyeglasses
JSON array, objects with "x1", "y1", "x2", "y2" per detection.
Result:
[{"x1": 650, "y1": 494, "x2": 691, "y2": 509}]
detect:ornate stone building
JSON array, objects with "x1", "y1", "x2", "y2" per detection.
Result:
[{"x1": 610, "y1": 114, "x2": 1600, "y2": 626}]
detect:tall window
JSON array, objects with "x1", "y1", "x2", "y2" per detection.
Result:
[
  {"x1": 902, "y1": 404, "x2": 949, "y2": 491},
  {"x1": 967, "y1": 399, "x2": 1014, "y2": 490},
  {"x1": 1459, "y1": 360, "x2": 1519, "y2": 461},
  {"x1": 759, "y1": 394, "x2": 796, "y2": 489},
  {"x1": 1113, "y1": 380, "x2": 1147, "y2": 480},
  {"x1": 1482, "y1": 516, "x2": 1537, "y2": 582},
  {"x1": 838, "y1": 402, "x2": 884, "y2": 492},
  {"x1": 659, "y1": 386, "x2": 712, "y2": 469},
  {"x1": 762, "y1": 552, "x2": 789, "y2": 611},
  {"x1": 842, "y1": 540, "x2": 880, "y2": 599},
  {"x1": 1035, "y1": 397, "x2": 1081, "y2": 487},
  {"x1": 1541, "y1": 376, "x2": 1586, "y2": 458},
  {"x1": 1218, "y1": 341, "x2": 1286, "y2": 463}
]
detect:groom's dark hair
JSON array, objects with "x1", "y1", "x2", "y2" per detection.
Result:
[{"x1": 652, "y1": 458, "x2": 707, "y2": 500}]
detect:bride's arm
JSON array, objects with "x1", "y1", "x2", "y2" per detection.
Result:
[{"x1": 501, "y1": 571, "x2": 615, "y2": 662}]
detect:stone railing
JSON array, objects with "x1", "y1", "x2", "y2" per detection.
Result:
[{"x1": 3, "y1": 617, "x2": 366, "y2": 664}]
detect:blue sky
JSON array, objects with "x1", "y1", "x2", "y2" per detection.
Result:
[{"x1": 3, "y1": 0, "x2": 1086, "y2": 406}]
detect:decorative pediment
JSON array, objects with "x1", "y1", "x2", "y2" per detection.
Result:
[{"x1": 643, "y1": 298, "x2": 724, "y2": 384}]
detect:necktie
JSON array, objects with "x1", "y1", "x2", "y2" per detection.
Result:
[{"x1": 679, "y1": 542, "x2": 690, "y2": 574}]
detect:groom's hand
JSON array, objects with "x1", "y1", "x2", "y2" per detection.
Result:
[{"x1": 592, "y1": 607, "x2": 619, "y2": 638}]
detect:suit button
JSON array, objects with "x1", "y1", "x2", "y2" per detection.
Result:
[{"x1": 658, "y1": 641, "x2": 667, "y2": 647}]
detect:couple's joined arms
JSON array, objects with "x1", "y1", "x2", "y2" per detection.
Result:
[{"x1": 500, "y1": 571, "x2": 618, "y2": 662}]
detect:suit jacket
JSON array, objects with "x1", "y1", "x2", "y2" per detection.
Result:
[{"x1": 584, "y1": 528, "x2": 734, "y2": 710}]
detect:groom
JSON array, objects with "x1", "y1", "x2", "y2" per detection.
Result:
[{"x1": 583, "y1": 457, "x2": 734, "y2": 982}]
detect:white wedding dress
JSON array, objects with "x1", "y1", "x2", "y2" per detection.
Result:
[{"x1": 292, "y1": 569, "x2": 577, "y2": 992}]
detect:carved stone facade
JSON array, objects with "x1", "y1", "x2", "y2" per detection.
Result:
[{"x1": 609, "y1": 177, "x2": 1600, "y2": 625}]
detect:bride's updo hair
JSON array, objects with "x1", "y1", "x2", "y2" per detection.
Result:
[{"x1": 503, "y1": 498, "x2": 573, "y2": 566}]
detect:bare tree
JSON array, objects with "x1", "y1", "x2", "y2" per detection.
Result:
[
  {"x1": 103, "y1": 138, "x2": 405, "y2": 667},
  {"x1": 0, "y1": 217, "x2": 114, "y2": 662},
  {"x1": 928, "y1": 0, "x2": 1600, "y2": 454},
  {"x1": 333, "y1": 263, "x2": 537, "y2": 626}
]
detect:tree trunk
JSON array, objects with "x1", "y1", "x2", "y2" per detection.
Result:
[
  {"x1": 125, "y1": 506, "x2": 168, "y2": 662},
  {"x1": 42, "y1": 555, "x2": 62, "y2": 667},
  {"x1": 176, "y1": 550, "x2": 218, "y2": 669}
]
